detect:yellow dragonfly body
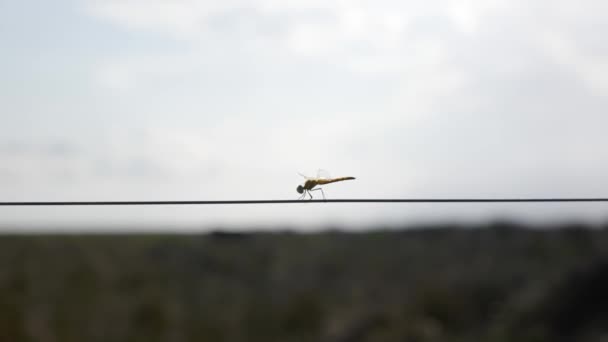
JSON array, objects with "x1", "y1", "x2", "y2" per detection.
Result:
[{"x1": 296, "y1": 171, "x2": 355, "y2": 200}]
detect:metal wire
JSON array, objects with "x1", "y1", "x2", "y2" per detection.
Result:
[{"x1": 1, "y1": 198, "x2": 608, "y2": 206}]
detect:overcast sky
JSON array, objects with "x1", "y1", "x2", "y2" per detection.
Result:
[{"x1": 1, "y1": 0, "x2": 608, "y2": 231}]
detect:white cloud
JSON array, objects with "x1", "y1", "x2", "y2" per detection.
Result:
[
  {"x1": 94, "y1": 53, "x2": 204, "y2": 91},
  {"x1": 87, "y1": 0, "x2": 608, "y2": 88},
  {"x1": 87, "y1": 0, "x2": 213, "y2": 39},
  {"x1": 87, "y1": 0, "x2": 469, "y2": 77},
  {"x1": 79, "y1": 0, "x2": 608, "y2": 193},
  {"x1": 539, "y1": 31, "x2": 608, "y2": 96}
]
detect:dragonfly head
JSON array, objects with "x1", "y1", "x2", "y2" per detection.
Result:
[{"x1": 296, "y1": 185, "x2": 304, "y2": 194}]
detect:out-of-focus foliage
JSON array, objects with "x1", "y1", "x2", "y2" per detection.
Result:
[{"x1": 1, "y1": 223, "x2": 608, "y2": 341}]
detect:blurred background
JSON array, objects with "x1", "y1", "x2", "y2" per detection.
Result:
[{"x1": 1, "y1": 0, "x2": 608, "y2": 341}]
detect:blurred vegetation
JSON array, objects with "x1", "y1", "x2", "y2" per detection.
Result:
[{"x1": 1, "y1": 222, "x2": 608, "y2": 341}]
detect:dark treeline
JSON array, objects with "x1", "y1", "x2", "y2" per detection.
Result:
[{"x1": 1, "y1": 222, "x2": 608, "y2": 341}]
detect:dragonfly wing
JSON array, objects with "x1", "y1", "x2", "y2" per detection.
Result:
[
  {"x1": 316, "y1": 169, "x2": 332, "y2": 180},
  {"x1": 298, "y1": 172, "x2": 314, "y2": 180}
]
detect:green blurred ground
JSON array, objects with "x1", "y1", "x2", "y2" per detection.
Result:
[{"x1": 1, "y1": 223, "x2": 608, "y2": 342}]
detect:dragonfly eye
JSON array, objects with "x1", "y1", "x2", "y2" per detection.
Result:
[{"x1": 296, "y1": 185, "x2": 304, "y2": 194}]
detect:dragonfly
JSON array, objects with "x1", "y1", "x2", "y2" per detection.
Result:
[{"x1": 296, "y1": 170, "x2": 356, "y2": 200}]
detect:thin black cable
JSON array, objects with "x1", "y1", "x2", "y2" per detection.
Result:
[{"x1": 1, "y1": 198, "x2": 608, "y2": 206}]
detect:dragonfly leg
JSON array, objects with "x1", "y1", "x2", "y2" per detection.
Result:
[{"x1": 310, "y1": 188, "x2": 326, "y2": 200}]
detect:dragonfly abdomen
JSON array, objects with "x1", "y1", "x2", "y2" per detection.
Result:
[{"x1": 316, "y1": 177, "x2": 356, "y2": 185}]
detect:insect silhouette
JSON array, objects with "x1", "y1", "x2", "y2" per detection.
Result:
[{"x1": 296, "y1": 170, "x2": 355, "y2": 200}]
